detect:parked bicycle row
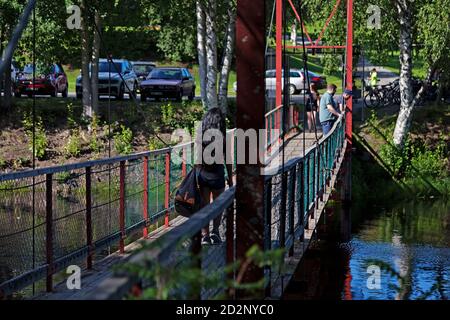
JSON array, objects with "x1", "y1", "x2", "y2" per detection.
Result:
[{"x1": 363, "y1": 77, "x2": 439, "y2": 109}]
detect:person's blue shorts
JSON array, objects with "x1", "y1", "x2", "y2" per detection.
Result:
[{"x1": 321, "y1": 120, "x2": 335, "y2": 136}]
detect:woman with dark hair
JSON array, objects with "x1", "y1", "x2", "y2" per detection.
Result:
[
  {"x1": 196, "y1": 107, "x2": 233, "y2": 245},
  {"x1": 307, "y1": 83, "x2": 320, "y2": 132}
]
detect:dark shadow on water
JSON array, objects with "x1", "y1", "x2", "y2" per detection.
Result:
[{"x1": 283, "y1": 140, "x2": 449, "y2": 300}]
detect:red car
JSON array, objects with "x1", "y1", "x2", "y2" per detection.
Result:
[{"x1": 14, "y1": 63, "x2": 68, "y2": 98}]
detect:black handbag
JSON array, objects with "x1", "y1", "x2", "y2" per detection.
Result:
[{"x1": 174, "y1": 167, "x2": 204, "y2": 217}]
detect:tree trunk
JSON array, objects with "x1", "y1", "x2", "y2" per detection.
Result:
[
  {"x1": 3, "y1": 56, "x2": 11, "y2": 110},
  {"x1": 392, "y1": 0, "x2": 414, "y2": 148},
  {"x1": 218, "y1": 3, "x2": 236, "y2": 115},
  {"x1": 204, "y1": 0, "x2": 218, "y2": 109},
  {"x1": 91, "y1": 8, "x2": 101, "y2": 117},
  {"x1": 196, "y1": 0, "x2": 208, "y2": 109},
  {"x1": 81, "y1": 0, "x2": 92, "y2": 118},
  {"x1": 0, "y1": 25, "x2": 4, "y2": 110}
]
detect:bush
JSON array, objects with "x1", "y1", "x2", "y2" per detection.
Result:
[
  {"x1": 148, "y1": 136, "x2": 166, "y2": 151},
  {"x1": 114, "y1": 125, "x2": 133, "y2": 155},
  {"x1": 161, "y1": 102, "x2": 176, "y2": 128},
  {"x1": 411, "y1": 148, "x2": 448, "y2": 179},
  {"x1": 321, "y1": 55, "x2": 341, "y2": 75},
  {"x1": 64, "y1": 130, "x2": 82, "y2": 158},
  {"x1": 89, "y1": 114, "x2": 102, "y2": 154},
  {"x1": 22, "y1": 112, "x2": 48, "y2": 160}
]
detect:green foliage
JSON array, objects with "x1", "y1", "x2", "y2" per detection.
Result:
[
  {"x1": 161, "y1": 102, "x2": 176, "y2": 128},
  {"x1": 121, "y1": 243, "x2": 285, "y2": 300},
  {"x1": 148, "y1": 135, "x2": 165, "y2": 151},
  {"x1": 321, "y1": 55, "x2": 341, "y2": 75},
  {"x1": 89, "y1": 114, "x2": 102, "y2": 154},
  {"x1": 64, "y1": 129, "x2": 82, "y2": 158},
  {"x1": 161, "y1": 101, "x2": 204, "y2": 135},
  {"x1": 67, "y1": 103, "x2": 77, "y2": 130},
  {"x1": 0, "y1": 157, "x2": 6, "y2": 169},
  {"x1": 22, "y1": 112, "x2": 47, "y2": 160},
  {"x1": 114, "y1": 125, "x2": 133, "y2": 155},
  {"x1": 379, "y1": 137, "x2": 448, "y2": 180}
]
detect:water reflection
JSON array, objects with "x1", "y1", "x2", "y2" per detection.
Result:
[
  {"x1": 284, "y1": 200, "x2": 449, "y2": 300},
  {"x1": 345, "y1": 200, "x2": 449, "y2": 300}
]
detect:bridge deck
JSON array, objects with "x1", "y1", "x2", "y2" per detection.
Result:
[{"x1": 34, "y1": 216, "x2": 188, "y2": 300}]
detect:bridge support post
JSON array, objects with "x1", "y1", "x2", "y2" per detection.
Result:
[
  {"x1": 235, "y1": 0, "x2": 266, "y2": 298},
  {"x1": 143, "y1": 157, "x2": 149, "y2": 238},
  {"x1": 86, "y1": 167, "x2": 93, "y2": 269},
  {"x1": 164, "y1": 152, "x2": 171, "y2": 228},
  {"x1": 45, "y1": 173, "x2": 53, "y2": 292},
  {"x1": 299, "y1": 161, "x2": 305, "y2": 241},
  {"x1": 288, "y1": 168, "x2": 296, "y2": 257},
  {"x1": 119, "y1": 161, "x2": 126, "y2": 254}
]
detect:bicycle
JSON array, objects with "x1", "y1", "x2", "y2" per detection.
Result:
[{"x1": 364, "y1": 79, "x2": 400, "y2": 108}]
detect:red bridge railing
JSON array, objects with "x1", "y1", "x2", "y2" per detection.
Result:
[{"x1": 0, "y1": 131, "x2": 237, "y2": 298}]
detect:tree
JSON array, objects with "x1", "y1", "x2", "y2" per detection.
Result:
[
  {"x1": 0, "y1": 0, "x2": 24, "y2": 111},
  {"x1": 80, "y1": 0, "x2": 92, "y2": 118},
  {"x1": 392, "y1": 0, "x2": 450, "y2": 148},
  {"x1": 196, "y1": 0, "x2": 207, "y2": 108},
  {"x1": 197, "y1": 0, "x2": 236, "y2": 113},
  {"x1": 218, "y1": 1, "x2": 236, "y2": 114},
  {"x1": 91, "y1": 1, "x2": 101, "y2": 115}
]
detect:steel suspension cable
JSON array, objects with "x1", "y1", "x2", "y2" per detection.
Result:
[{"x1": 31, "y1": 5, "x2": 36, "y2": 295}]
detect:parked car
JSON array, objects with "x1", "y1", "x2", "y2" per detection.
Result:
[
  {"x1": 265, "y1": 69, "x2": 308, "y2": 95},
  {"x1": 302, "y1": 69, "x2": 327, "y2": 89},
  {"x1": 265, "y1": 68, "x2": 327, "y2": 94},
  {"x1": 13, "y1": 63, "x2": 68, "y2": 98},
  {"x1": 140, "y1": 67, "x2": 195, "y2": 102},
  {"x1": 76, "y1": 59, "x2": 139, "y2": 100},
  {"x1": 131, "y1": 61, "x2": 156, "y2": 83}
]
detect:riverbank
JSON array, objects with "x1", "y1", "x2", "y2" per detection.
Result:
[
  {"x1": 0, "y1": 98, "x2": 214, "y2": 172},
  {"x1": 354, "y1": 102, "x2": 450, "y2": 205}
]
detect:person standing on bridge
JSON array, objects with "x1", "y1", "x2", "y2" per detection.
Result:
[
  {"x1": 319, "y1": 84, "x2": 342, "y2": 135},
  {"x1": 196, "y1": 108, "x2": 233, "y2": 245},
  {"x1": 306, "y1": 83, "x2": 320, "y2": 133},
  {"x1": 337, "y1": 89, "x2": 353, "y2": 113}
]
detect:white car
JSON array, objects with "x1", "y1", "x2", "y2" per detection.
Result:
[{"x1": 265, "y1": 69, "x2": 308, "y2": 95}]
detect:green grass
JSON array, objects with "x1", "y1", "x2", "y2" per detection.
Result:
[
  {"x1": 289, "y1": 54, "x2": 344, "y2": 94},
  {"x1": 370, "y1": 51, "x2": 428, "y2": 79}
]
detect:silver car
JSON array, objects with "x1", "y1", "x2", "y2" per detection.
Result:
[
  {"x1": 265, "y1": 68, "x2": 307, "y2": 95},
  {"x1": 76, "y1": 59, "x2": 139, "y2": 100}
]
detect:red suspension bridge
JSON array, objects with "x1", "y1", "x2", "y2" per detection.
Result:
[{"x1": 0, "y1": 0, "x2": 353, "y2": 299}]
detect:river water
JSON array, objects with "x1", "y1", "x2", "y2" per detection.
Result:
[{"x1": 284, "y1": 200, "x2": 449, "y2": 300}]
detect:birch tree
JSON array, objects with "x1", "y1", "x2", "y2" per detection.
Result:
[
  {"x1": 218, "y1": 1, "x2": 236, "y2": 114},
  {"x1": 197, "y1": 0, "x2": 236, "y2": 113},
  {"x1": 80, "y1": 0, "x2": 92, "y2": 118},
  {"x1": 392, "y1": 0, "x2": 450, "y2": 148},
  {"x1": 91, "y1": 6, "x2": 101, "y2": 116},
  {"x1": 204, "y1": 0, "x2": 218, "y2": 109},
  {"x1": 196, "y1": 0, "x2": 207, "y2": 109},
  {"x1": 392, "y1": 0, "x2": 414, "y2": 148}
]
